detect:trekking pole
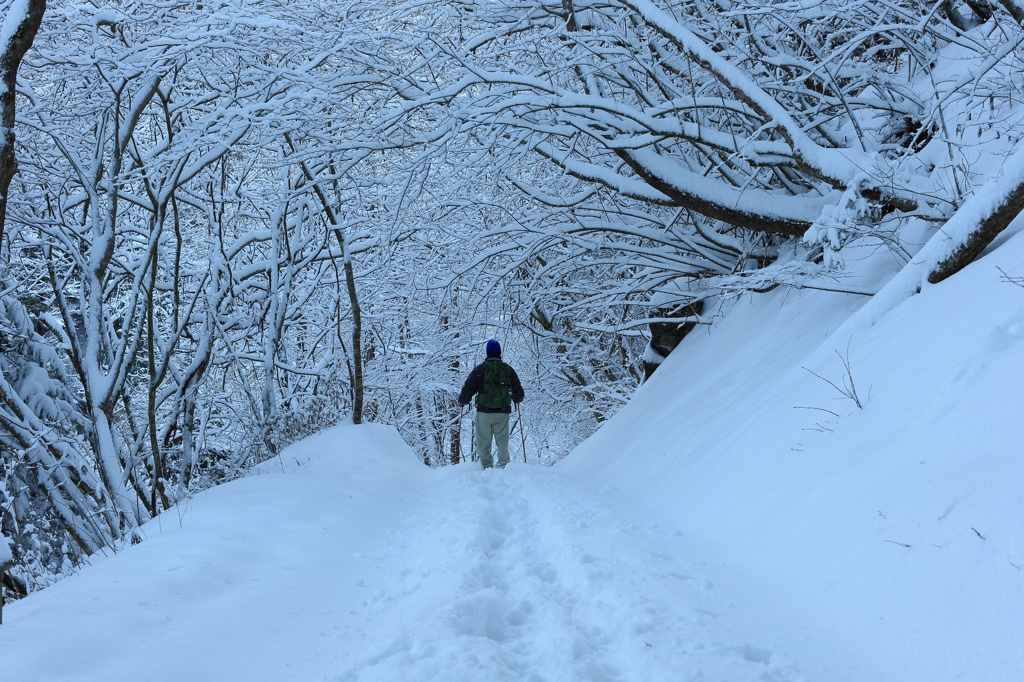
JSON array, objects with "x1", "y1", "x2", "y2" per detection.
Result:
[{"x1": 515, "y1": 402, "x2": 527, "y2": 463}]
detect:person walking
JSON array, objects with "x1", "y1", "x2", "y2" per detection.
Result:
[{"x1": 458, "y1": 340, "x2": 525, "y2": 469}]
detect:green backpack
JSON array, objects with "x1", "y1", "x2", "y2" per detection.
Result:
[{"x1": 477, "y1": 361, "x2": 513, "y2": 410}]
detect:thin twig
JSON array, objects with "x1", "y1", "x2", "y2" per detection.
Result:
[
  {"x1": 794, "y1": 405, "x2": 840, "y2": 417},
  {"x1": 802, "y1": 341, "x2": 864, "y2": 409},
  {"x1": 997, "y1": 266, "x2": 1024, "y2": 288}
]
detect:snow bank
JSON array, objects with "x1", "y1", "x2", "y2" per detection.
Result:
[
  {"x1": 560, "y1": 227, "x2": 1024, "y2": 680},
  {"x1": 0, "y1": 420, "x2": 808, "y2": 681},
  {"x1": 0, "y1": 423, "x2": 425, "y2": 681}
]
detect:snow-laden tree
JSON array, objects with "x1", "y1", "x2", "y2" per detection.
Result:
[
  {"x1": 375, "y1": 0, "x2": 1024, "y2": 372},
  {"x1": 1, "y1": 0, "x2": 394, "y2": 591},
  {"x1": 9, "y1": 0, "x2": 327, "y2": 526},
  {"x1": 3, "y1": 0, "x2": 1023, "y2": 596}
]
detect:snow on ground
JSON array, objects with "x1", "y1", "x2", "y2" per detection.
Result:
[
  {"x1": 562, "y1": 228, "x2": 1024, "y2": 681},
  {"x1": 0, "y1": 426, "x2": 802, "y2": 681},
  {"x1": 2, "y1": 229, "x2": 1023, "y2": 682}
]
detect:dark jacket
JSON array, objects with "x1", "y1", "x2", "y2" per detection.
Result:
[{"x1": 458, "y1": 357, "x2": 525, "y2": 413}]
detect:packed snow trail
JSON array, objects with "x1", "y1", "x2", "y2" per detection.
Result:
[
  {"x1": 0, "y1": 425, "x2": 803, "y2": 682},
  {"x1": 331, "y1": 462, "x2": 801, "y2": 682}
]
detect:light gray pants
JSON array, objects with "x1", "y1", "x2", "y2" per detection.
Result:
[{"x1": 475, "y1": 411, "x2": 510, "y2": 469}]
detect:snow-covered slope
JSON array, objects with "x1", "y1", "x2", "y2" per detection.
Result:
[
  {"x1": 0, "y1": 425, "x2": 808, "y2": 681},
  {"x1": 1, "y1": 233, "x2": 1022, "y2": 681},
  {"x1": 562, "y1": 228, "x2": 1024, "y2": 681}
]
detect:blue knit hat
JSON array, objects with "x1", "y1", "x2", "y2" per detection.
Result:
[{"x1": 486, "y1": 339, "x2": 501, "y2": 357}]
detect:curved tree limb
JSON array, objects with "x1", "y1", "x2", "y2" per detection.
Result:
[{"x1": 0, "y1": 0, "x2": 46, "y2": 248}]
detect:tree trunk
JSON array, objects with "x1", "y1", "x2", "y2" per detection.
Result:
[
  {"x1": 282, "y1": 133, "x2": 365, "y2": 424},
  {"x1": 0, "y1": 0, "x2": 46, "y2": 249},
  {"x1": 997, "y1": 0, "x2": 1024, "y2": 24},
  {"x1": 562, "y1": 0, "x2": 578, "y2": 31},
  {"x1": 343, "y1": 252, "x2": 364, "y2": 424},
  {"x1": 451, "y1": 411, "x2": 461, "y2": 465},
  {"x1": 1, "y1": 553, "x2": 14, "y2": 625},
  {"x1": 929, "y1": 176, "x2": 1024, "y2": 284},
  {"x1": 644, "y1": 300, "x2": 704, "y2": 381}
]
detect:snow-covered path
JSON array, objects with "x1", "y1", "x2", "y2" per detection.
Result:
[
  {"x1": 334, "y1": 463, "x2": 798, "y2": 682},
  {"x1": 0, "y1": 425, "x2": 801, "y2": 682}
]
